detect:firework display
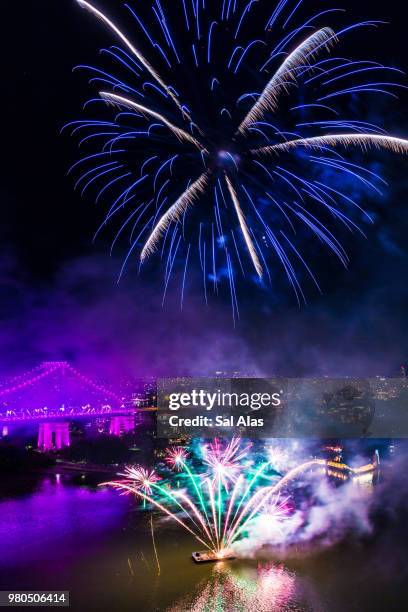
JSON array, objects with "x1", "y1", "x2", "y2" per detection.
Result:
[
  {"x1": 104, "y1": 438, "x2": 322, "y2": 557},
  {"x1": 67, "y1": 0, "x2": 408, "y2": 313},
  {"x1": 2, "y1": 0, "x2": 408, "y2": 610}
]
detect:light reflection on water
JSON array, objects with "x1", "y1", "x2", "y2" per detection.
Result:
[
  {"x1": 167, "y1": 562, "x2": 305, "y2": 612},
  {"x1": 0, "y1": 473, "x2": 131, "y2": 565}
]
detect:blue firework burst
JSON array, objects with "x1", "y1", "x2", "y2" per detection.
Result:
[{"x1": 65, "y1": 0, "x2": 408, "y2": 321}]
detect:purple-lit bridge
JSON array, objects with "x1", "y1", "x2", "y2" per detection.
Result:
[{"x1": 0, "y1": 362, "x2": 137, "y2": 450}]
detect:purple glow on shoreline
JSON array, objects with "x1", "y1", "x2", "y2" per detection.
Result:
[{"x1": 0, "y1": 476, "x2": 131, "y2": 567}]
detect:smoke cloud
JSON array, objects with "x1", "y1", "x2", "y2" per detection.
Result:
[
  {"x1": 233, "y1": 444, "x2": 408, "y2": 565},
  {"x1": 232, "y1": 473, "x2": 373, "y2": 558}
]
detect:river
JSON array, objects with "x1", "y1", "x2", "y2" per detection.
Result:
[{"x1": 0, "y1": 471, "x2": 406, "y2": 611}]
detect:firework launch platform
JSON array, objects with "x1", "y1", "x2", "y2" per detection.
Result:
[{"x1": 192, "y1": 551, "x2": 235, "y2": 563}]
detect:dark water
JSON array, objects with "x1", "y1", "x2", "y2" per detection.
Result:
[{"x1": 0, "y1": 473, "x2": 406, "y2": 611}]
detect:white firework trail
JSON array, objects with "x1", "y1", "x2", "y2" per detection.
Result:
[
  {"x1": 224, "y1": 174, "x2": 263, "y2": 278},
  {"x1": 238, "y1": 27, "x2": 337, "y2": 134},
  {"x1": 253, "y1": 133, "x2": 408, "y2": 156},
  {"x1": 141, "y1": 172, "x2": 210, "y2": 261},
  {"x1": 76, "y1": 0, "x2": 187, "y2": 117},
  {"x1": 99, "y1": 91, "x2": 204, "y2": 151}
]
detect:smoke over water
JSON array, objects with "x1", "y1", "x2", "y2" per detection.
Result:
[
  {"x1": 232, "y1": 443, "x2": 408, "y2": 563},
  {"x1": 232, "y1": 471, "x2": 373, "y2": 559}
]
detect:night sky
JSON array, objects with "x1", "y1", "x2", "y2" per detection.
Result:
[{"x1": 2, "y1": 0, "x2": 408, "y2": 379}]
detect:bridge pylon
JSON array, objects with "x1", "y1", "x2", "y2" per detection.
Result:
[
  {"x1": 109, "y1": 415, "x2": 135, "y2": 436},
  {"x1": 38, "y1": 422, "x2": 70, "y2": 451}
]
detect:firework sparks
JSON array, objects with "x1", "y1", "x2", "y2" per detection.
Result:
[
  {"x1": 165, "y1": 446, "x2": 189, "y2": 471},
  {"x1": 76, "y1": 0, "x2": 186, "y2": 116},
  {"x1": 69, "y1": 0, "x2": 408, "y2": 309},
  {"x1": 225, "y1": 174, "x2": 263, "y2": 277},
  {"x1": 103, "y1": 439, "x2": 324, "y2": 555},
  {"x1": 267, "y1": 446, "x2": 290, "y2": 472},
  {"x1": 202, "y1": 437, "x2": 252, "y2": 489},
  {"x1": 141, "y1": 171, "x2": 210, "y2": 262},
  {"x1": 150, "y1": 515, "x2": 161, "y2": 576},
  {"x1": 257, "y1": 495, "x2": 292, "y2": 540},
  {"x1": 99, "y1": 91, "x2": 203, "y2": 150},
  {"x1": 120, "y1": 465, "x2": 160, "y2": 495},
  {"x1": 238, "y1": 27, "x2": 338, "y2": 134},
  {"x1": 254, "y1": 134, "x2": 408, "y2": 156}
]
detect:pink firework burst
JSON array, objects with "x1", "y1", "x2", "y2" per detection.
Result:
[
  {"x1": 165, "y1": 446, "x2": 189, "y2": 471},
  {"x1": 121, "y1": 465, "x2": 160, "y2": 495},
  {"x1": 203, "y1": 438, "x2": 252, "y2": 489}
]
